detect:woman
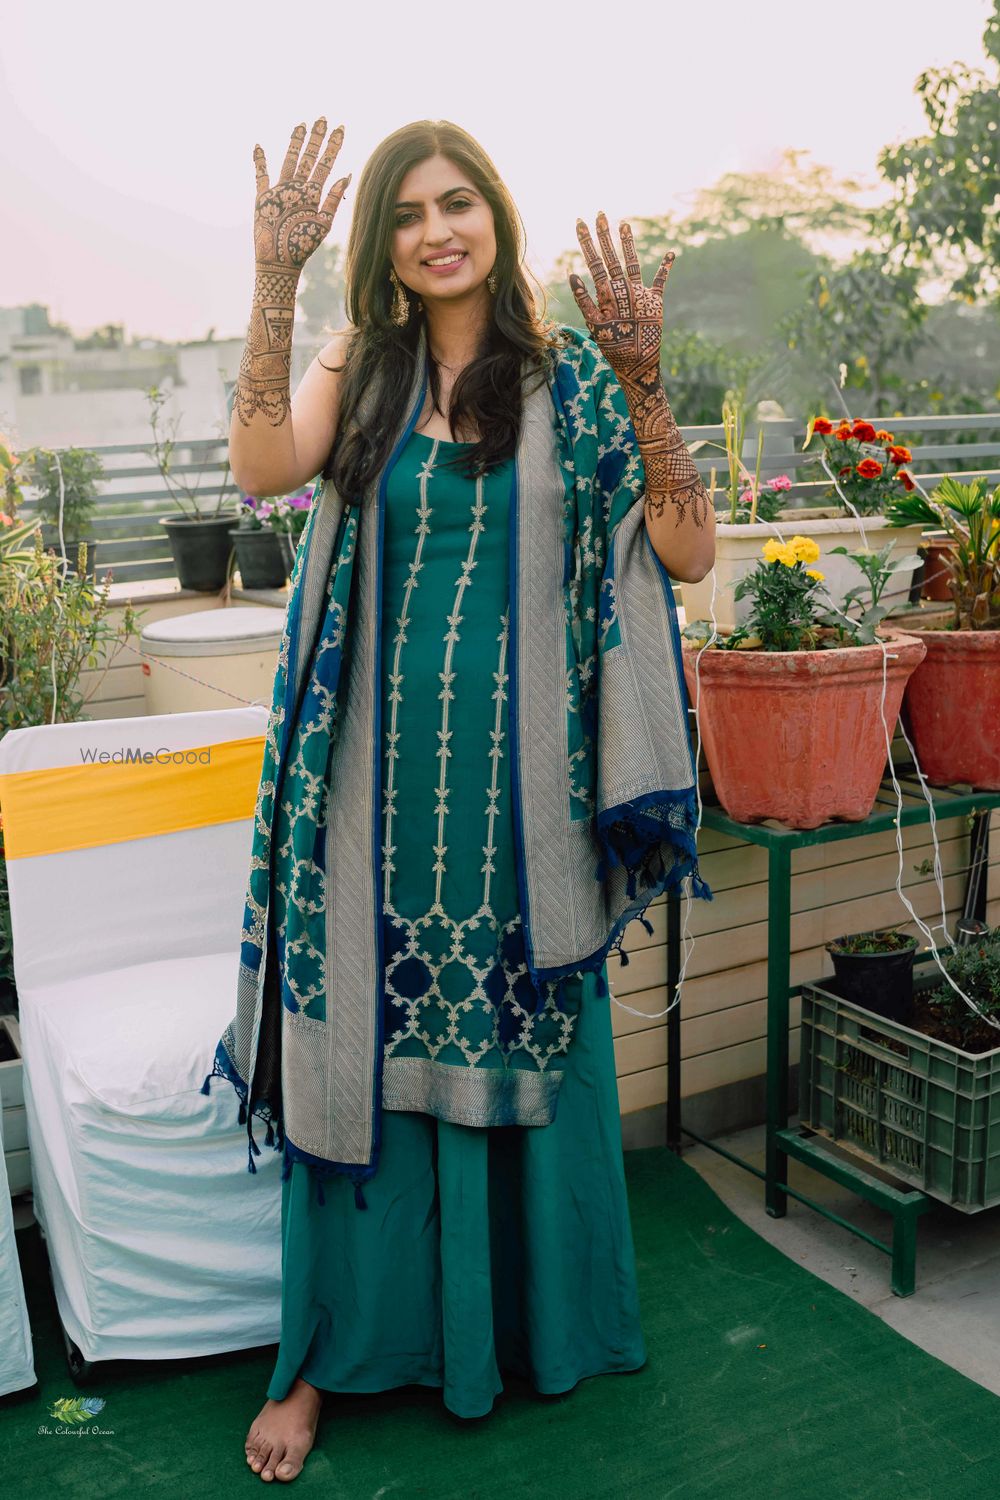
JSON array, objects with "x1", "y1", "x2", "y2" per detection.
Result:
[{"x1": 207, "y1": 116, "x2": 716, "y2": 1483}]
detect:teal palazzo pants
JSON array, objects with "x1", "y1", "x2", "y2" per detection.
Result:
[{"x1": 265, "y1": 428, "x2": 647, "y2": 1420}]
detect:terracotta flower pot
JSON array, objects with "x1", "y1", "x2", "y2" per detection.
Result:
[
  {"x1": 919, "y1": 534, "x2": 959, "y2": 603},
  {"x1": 901, "y1": 628, "x2": 1000, "y2": 789},
  {"x1": 681, "y1": 629, "x2": 927, "y2": 829}
]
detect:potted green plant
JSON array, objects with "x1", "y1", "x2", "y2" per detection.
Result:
[
  {"x1": 798, "y1": 929, "x2": 1000, "y2": 1210},
  {"x1": 885, "y1": 475, "x2": 1000, "y2": 789},
  {"x1": 825, "y1": 927, "x2": 920, "y2": 1024},
  {"x1": 919, "y1": 930, "x2": 1000, "y2": 1052},
  {"x1": 681, "y1": 534, "x2": 926, "y2": 828},
  {"x1": 229, "y1": 487, "x2": 313, "y2": 589},
  {"x1": 144, "y1": 386, "x2": 242, "y2": 592},
  {"x1": 679, "y1": 407, "x2": 928, "y2": 633},
  {"x1": 18, "y1": 445, "x2": 104, "y2": 578}
]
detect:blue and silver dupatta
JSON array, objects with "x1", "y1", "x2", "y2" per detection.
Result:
[{"x1": 202, "y1": 320, "x2": 712, "y2": 1205}]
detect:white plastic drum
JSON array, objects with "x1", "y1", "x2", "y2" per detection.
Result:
[{"x1": 140, "y1": 606, "x2": 286, "y2": 715}]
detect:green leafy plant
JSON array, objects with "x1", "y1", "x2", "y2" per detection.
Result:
[
  {"x1": 19, "y1": 445, "x2": 105, "y2": 543},
  {"x1": 882, "y1": 474, "x2": 1000, "y2": 629},
  {"x1": 683, "y1": 533, "x2": 828, "y2": 651},
  {"x1": 0, "y1": 437, "x2": 27, "y2": 517},
  {"x1": 829, "y1": 928, "x2": 917, "y2": 955},
  {"x1": 817, "y1": 541, "x2": 925, "y2": 645},
  {"x1": 921, "y1": 929, "x2": 1000, "y2": 1050},
  {"x1": 0, "y1": 533, "x2": 140, "y2": 733},
  {"x1": 0, "y1": 439, "x2": 43, "y2": 568}
]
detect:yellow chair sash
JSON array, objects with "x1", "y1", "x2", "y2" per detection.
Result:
[{"x1": 0, "y1": 735, "x2": 265, "y2": 860}]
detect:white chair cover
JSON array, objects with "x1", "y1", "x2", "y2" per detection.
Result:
[{"x1": 0, "y1": 707, "x2": 281, "y2": 1364}]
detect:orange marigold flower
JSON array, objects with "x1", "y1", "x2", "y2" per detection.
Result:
[
  {"x1": 875, "y1": 429, "x2": 894, "y2": 443},
  {"x1": 888, "y1": 445, "x2": 912, "y2": 464},
  {"x1": 898, "y1": 470, "x2": 916, "y2": 492},
  {"x1": 834, "y1": 429, "x2": 852, "y2": 442},
  {"x1": 811, "y1": 417, "x2": 834, "y2": 434},
  {"x1": 856, "y1": 458, "x2": 883, "y2": 478},
  {"x1": 852, "y1": 420, "x2": 878, "y2": 442},
  {"x1": 838, "y1": 465, "x2": 852, "y2": 476}
]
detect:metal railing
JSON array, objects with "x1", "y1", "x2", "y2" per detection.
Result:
[{"x1": 13, "y1": 413, "x2": 1000, "y2": 585}]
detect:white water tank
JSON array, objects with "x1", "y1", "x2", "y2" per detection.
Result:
[{"x1": 141, "y1": 606, "x2": 286, "y2": 715}]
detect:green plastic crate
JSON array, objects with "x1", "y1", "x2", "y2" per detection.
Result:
[{"x1": 798, "y1": 957, "x2": 1000, "y2": 1212}]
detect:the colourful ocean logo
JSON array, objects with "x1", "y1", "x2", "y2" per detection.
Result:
[{"x1": 47, "y1": 1396, "x2": 106, "y2": 1424}]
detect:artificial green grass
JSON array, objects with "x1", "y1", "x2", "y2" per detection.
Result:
[{"x1": 3, "y1": 1145, "x2": 999, "y2": 1499}]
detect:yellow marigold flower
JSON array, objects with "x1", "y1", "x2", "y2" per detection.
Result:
[
  {"x1": 776, "y1": 545, "x2": 798, "y2": 567},
  {"x1": 806, "y1": 568, "x2": 824, "y2": 581},
  {"x1": 788, "y1": 535, "x2": 821, "y2": 565},
  {"x1": 761, "y1": 538, "x2": 786, "y2": 562}
]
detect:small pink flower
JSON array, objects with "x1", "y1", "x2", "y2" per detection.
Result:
[
  {"x1": 767, "y1": 475, "x2": 792, "y2": 491},
  {"x1": 257, "y1": 501, "x2": 273, "y2": 518}
]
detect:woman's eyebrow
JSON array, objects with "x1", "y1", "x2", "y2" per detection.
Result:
[{"x1": 394, "y1": 186, "x2": 477, "y2": 209}]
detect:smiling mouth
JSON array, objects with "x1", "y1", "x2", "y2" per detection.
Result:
[{"x1": 423, "y1": 251, "x2": 468, "y2": 266}]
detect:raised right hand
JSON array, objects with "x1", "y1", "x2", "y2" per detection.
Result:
[{"x1": 252, "y1": 118, "x2": 351, "y2": 273}]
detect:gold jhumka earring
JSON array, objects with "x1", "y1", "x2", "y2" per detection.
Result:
[{"x1": 389, "y1": 267, "x2": 411, "y2": 326}]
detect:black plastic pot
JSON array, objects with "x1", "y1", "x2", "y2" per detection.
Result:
[
  {"x1": 229, "y1": 526, "x2": 295, "y2": 589},
  {"x1": 825, "y1": 931, "x2": 919, "y2": 1024},
  {"x1": 40, "y1": 529, "x2": 98, "y2": 579},
  {"x1": 159, "y1": 513, "x2": 240, "y2": 592}
]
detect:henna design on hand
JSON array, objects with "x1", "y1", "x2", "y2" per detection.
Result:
[
  {"x1": 253, "y1": 117, "x2": 350, "y2": 270},
  {"x1": 235, "y1": 118, "x2": 351, "y2": 428},
  {"x1": 569, "y1": 213, "x2": 710, "y2": 531}
]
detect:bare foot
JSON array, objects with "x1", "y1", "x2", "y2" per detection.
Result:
[{"x1": 245, "y1": 1375, "x2": 323, "y2": 1482}]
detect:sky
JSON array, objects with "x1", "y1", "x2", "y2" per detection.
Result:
[{"x1": 1, "y1": 0, "x2": 994, "y2": 344}]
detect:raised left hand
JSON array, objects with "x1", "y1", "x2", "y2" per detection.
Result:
[{"x1": 569, "y1": 212, "x2": 675, "y2": 406}]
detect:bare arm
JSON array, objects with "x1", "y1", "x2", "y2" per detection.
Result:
[
  {"x1": 228, "y1": 116, "x2": 350, "y2": 496},
  {"x1": 231, "y1": 323, "x2": 353, "y2": 497}
]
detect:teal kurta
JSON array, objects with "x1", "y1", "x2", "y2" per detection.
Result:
[{"x1": 266, "y1": 428, "x2": 647, "y2": 1419}]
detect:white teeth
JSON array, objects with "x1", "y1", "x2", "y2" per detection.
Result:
[{"x1": 425, "y1": 252, "x2": 465, "y2": 265}]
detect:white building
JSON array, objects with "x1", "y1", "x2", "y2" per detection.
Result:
[{"x1": 0, "y1": 304, "x2": 322, "y2": 452}]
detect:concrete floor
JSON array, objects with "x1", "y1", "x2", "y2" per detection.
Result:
[{"x1": 682, "y1": 1120, "x2": 1000, "y2": 1397}]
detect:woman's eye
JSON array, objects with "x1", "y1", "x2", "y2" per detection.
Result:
[{"x1": 396, "y1": 200, "x2": 471, "y2": 226}]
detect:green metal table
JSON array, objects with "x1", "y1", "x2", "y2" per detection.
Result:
[{"x1": 665, "y1": 765, "x2": 1000, "y2": 1296}]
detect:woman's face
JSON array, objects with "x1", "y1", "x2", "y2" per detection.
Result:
[{"x1": 390, "y1": 152, "x2": 497, "y2": 307}]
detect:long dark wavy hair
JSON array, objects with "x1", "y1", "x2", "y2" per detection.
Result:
[{"x1": 321, "y1": 120, "x2": 570, "y2": 498}]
